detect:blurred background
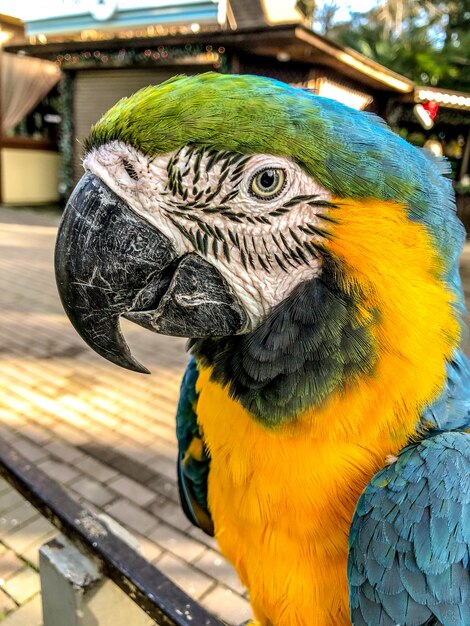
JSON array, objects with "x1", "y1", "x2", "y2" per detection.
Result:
[
  {"x1": 0, "y1": 0, "x2": 469, "y2": 217},
  {"x1": 0, "y1": 2, "x2": 468, "y2": 625}
]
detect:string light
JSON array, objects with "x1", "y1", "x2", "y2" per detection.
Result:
[{"x1": 53, "y1": 44, "x2": 225, "y2": 68}]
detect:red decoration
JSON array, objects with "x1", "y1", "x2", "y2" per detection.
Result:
[{"x1": 422, "y1": 100, "x2": 439, "y2": 121}]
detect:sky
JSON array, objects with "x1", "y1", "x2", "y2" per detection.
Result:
[{"x1": 0, "y1": 0, "x2": 379, "y2": 23}]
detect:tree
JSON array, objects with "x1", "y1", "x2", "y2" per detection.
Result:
[
  {"x1": 313, "y1": 1, "x2": 340, "y2": 35},
  {"x1": 327, "y1": 0, "x2": 470, "y2": 90}
]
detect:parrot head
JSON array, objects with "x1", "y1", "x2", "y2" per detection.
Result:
[{"x1": 55, "y1": 73, "x2": 465, "y2": 425}]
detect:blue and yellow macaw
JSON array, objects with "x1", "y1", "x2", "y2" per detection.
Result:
[{"x1": 55, "y1": 73, "x2": 470, "y2": 625}]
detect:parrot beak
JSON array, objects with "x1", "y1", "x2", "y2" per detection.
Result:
[{"x1": 55, "y1": 173, "x2": 248, "y2": 373}]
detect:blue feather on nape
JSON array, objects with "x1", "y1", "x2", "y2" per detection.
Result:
[{"x1": 420, "y1": 350, "x2": 470, "y2": 433}]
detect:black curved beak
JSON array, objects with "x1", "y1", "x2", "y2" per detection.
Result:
[{"x1": 55, "y1": 173, "x2": 247, "y2": 373}]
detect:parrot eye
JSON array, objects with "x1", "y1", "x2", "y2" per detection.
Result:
[
  {"x1": 249, "y1": 167, "x2": 286, "y2": 200},
  {"x1": 122, "y1": 159, "x2": 139, "y2": 181}
]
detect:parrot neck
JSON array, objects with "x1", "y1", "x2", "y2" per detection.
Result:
[
  {"x1": 191, "y1": 197, "x2": 461, "y2": 435},
  {"x1": 189, "y1": 256, "x2": 377, "y2": 428}
]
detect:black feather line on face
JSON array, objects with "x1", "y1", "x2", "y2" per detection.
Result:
[
  {"x1": 163, "y1": 146, "x2": 335, "y2": 274},
  {"x1": 260, "y1": 237, "x2": 274, "y2": 268},
  {"x1": 196, "y1": 230, "x2": 205, "y2": 255},
  {"x1": 295, "y1": 245, "x2": 310, "y2": 264},
  {"x1": 193, "y1": 150, "x2": 203, "y2": 184},
  {"x1": 268, "y1": 208, "x2": 289, "y2": 217},
  {"x1": 214, "y1": 225, "x2": 226, "y2": 242},
  {"x1": 206, "y1": 150, "x2": 219, "y2": 173},
  {"x1": 224, "y1": 213, "x2": 243, "y2": 223},
  {"x1": 189, "y1": 255, "x2": 377, "y2": 427},
  {"x1": 289, "y1": 228, "x2": 304, "y2": 247},
  {"x1": 228, "y1": 229, "x2": 240, "y2": 248},
  {"x1": 308, "y1": 200, "x2": 338, "y2": 209},
  {"x1": 304, "y1": 240, "x2": 320, "y2": 258},
  {"x1": 123, "y1": 159, "x2": 139, "y2": 180},
  {"x1": 273, "y1": 252, "x2": 288, "y2": 272},
  {"x1": 282, "y1": 194, "x2": 320, "y2": 208},
  {"x1": 220, "y1": 189, "x2": 239, "y2": 204},
  {"x1": 257, "y1": 255, "x2": 270, "y2": 272},
  {"x1": 223, "y1": 241, "x2": 231, "y2": 263},
  {"x1": 299, "y1": 224, "x2": 331, "y2": 239}
]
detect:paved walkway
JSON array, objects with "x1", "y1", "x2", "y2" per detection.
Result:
[
  {"x1": 0, "y1": 207, "x2": 251, "y2": 625},
  {"x1": 0, "y1": 206, "x2": 469, "y2": 626}
]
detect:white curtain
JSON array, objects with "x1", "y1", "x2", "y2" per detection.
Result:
[{"x1": 1, "y1": 52, "x2": 62, "y2": 133}]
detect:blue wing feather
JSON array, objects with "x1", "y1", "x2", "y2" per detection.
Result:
[
  {"x1": 348, "y1": 431, "x2": 470, "y2": 626},
  {"x1": 175, "y1": 356, "x2": 214, "y2": 536}
]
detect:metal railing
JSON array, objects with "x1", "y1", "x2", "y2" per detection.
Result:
[{"x1": 0, "y1": 438, "x2": 225, "y2": 626}]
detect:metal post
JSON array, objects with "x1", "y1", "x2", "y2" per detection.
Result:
[
  {"x1": 0, "y1": 439, "x2": 223, "y2": 626},
  {"x1": 40, "y1": 532, "x2": 154, "y2": 626}
]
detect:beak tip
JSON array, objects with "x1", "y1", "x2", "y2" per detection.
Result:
[
  {"x1": 100, "y1": 348, "x2": 151, "y2": 375},
  {"x1": 133, "y1": 363, "x2": 151, "y2": 375}
]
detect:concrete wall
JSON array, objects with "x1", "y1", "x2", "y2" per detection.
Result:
[{"x1": 1, "y1": 148, "x2": 60, "y2": 204}]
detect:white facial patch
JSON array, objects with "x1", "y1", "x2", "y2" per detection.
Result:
[{"x1": 83, "y1": 142, "x2": 334, "y2": 328}]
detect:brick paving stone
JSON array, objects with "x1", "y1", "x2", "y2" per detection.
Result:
[
  {"x1": 147, "y1": 439, "x2": 178, "y2": 462},
  {"x1": 44, "y1": 439, "x2": 86, "y2": 464},
  {"x1": 107, "y1": 475, "x2": 156, "y2": 507},
  {"x1": 119, "y1": 442, "x2": 157, "y2": 465},
  {"x1": 73, "y1": 454, "x2": 119, "y2": 483},
  {"x1": 134, "y1": 534, "x2": 164, "y2": 563},
  {"x1": 200, "y1": 585, "x2": 253, "y2": 626},
  {"x1": 148, "y1": 523, "x2": 206, "y2": 562},
  {"x1": 146, "y1": 474, "x2": 180, "y2": 504},
  {"x1": 36, "y1": 459, "x2": 80, "y2": 485},
  {"x1": 105, "y1": 498, "x2": 157, "y2": 535},
  {"x1": 17, "y1": 423, "x2": 52, "y2": 446},
  {"x1": 0, "y1": 589, "x2": 16, "y2": 619},
  {"x1": 193, "y1": 549, "x2": 246, "y2": 595},
  {"x1": 155, "y1": 553, "x2": 214, "y2": 600},
  {"x1": 0, "y1": 502, "x2": 38, "y2": 539},
  {"x1": 0, "y1": 493, "x2": 24, "y2": 517},
  {"x1": 21, "y1": 531, "x2": 58, "y2": 569},
  {"x1": 8, "y1": 438, "x2": 47, "y2": 464},
  {"x1": 146, "y1": 455, "x2": 178, "y2": 481},
  {"x1": 0, "y1": 594, "x2": 42, "y2": 626},
  {"x1": 0, "y1": 428, "x2": 16, "y2": 446},
  {"x1": 148, "y1": 499, "x2": 193, "y2": 533},
  {"x1": 3, "y1": 517, "x2": 55, "y2": 556},
  {"x1": 50, "y1": 422, "x2": 90, "y2": 446},
  {"x1": 187, "y1": 526, "x2": 219, "y2": 551},
  {"x1": 117, "y1": 422, "x2": 155, "y2": 445},
  {"x1": 1, "y1": 567, "x2": 41, "y2": 605},
  {"x1": 70, "y1": 476, "x2": 116, "y2": 507},
  {"x1": 0, "y1": 551, "x2": 25, "y2": 584}
]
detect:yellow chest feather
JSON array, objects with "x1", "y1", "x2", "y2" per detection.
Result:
[{"x1": 196, "y1": 368, "x2": 416, "y2": 625}]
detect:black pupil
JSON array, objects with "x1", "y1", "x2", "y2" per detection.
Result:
[{"x1": 259, "y1": 169, "x2": 276, "y2": 191}]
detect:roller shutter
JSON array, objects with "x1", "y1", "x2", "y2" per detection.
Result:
[{"x1": 73, "y1": 67, "x2": 200, "y2": 183}]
